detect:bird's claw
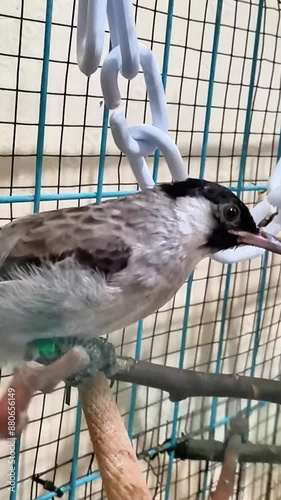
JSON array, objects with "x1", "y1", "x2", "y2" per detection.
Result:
[{"x1": 64, "y1": 338, "x2": 119, "y2": 386}]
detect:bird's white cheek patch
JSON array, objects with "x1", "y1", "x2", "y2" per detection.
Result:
[{"x1": 174, "y1": 197, "x2": 214, "y2": 240}]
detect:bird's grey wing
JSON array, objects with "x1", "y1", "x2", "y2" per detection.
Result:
[
  {"x1": 0, "y1": 204, "x2": 132, "y2": 278},
  {"x1": 0, "y1": 204, "x2": 136, "y2": 363}
]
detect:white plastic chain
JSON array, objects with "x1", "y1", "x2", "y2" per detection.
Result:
[
  {"x1": 76, "y1": 0, "x2": 281, "y2": 263},
  {"x1": 77, "y1": 0, "x2": 186, "y2": 188},
  {"x1": 214, "y1": 159, "x2": 281, "y2": 263}
]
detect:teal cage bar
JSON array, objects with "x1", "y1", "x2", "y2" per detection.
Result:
[{"x1": 1, "y1": 0, "x2": 281, "y2": 499}]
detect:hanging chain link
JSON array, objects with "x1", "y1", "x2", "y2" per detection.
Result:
[{"x1": 77, "y1": 0, "x2": 186, "y2": 189}]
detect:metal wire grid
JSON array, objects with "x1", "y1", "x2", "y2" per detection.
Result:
[{"x1": 0, "y1": 0, "x2": 281, "y2": 498}]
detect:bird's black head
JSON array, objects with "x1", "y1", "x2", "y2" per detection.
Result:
[{"x1": 160, "y1": 178, "x2": 281, "y2": 255}]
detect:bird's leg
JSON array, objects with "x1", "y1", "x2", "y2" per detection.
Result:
[
  {"x1": 33, "y1": 346, "x2": 92, "y2": 392},
  {"x1": 0, "y1": 338, "x2": 120, "y2": 439},
  {"x1": 25, "y1": 336, "x2": 120, "y2": 384},
  {"x1": 0, "y1": 346, "x2": 90, "y2": 439}
]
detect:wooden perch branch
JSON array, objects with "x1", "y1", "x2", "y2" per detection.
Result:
[
  {"x1": 160, "y1": 435, "x2": 281, "y2": 464},
  {"x1": 2, "y1": 342, "x2": 281, "y2": 442},
  {"x1": 112, "y1": 358, "x2": 281, "y2": 405}
]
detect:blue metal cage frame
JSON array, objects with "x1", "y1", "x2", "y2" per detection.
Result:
[{"x1": 3, "y1": 0, "x2": 279, "y2": 498}]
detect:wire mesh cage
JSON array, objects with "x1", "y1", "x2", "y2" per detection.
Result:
[{"x1": 1, "y1": 0, "x2": 281, "y2": 498}]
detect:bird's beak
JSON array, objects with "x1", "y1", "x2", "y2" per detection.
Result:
[{"x1": 229, "y1": 229, "x2": 281, "y2": 255}]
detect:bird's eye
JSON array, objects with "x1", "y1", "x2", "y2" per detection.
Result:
[{"x1": 222, "y1": 204, "x2": 240, "y2": 224}]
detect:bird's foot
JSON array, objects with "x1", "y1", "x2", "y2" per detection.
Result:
[
  {"x1": 25, "y1": 336, "x2": 120, "y2": 385},
  {"x1": 0, "y1": 338, "x2": 120, "y2": 439},
  {"x1": 63, "y1": 337, "x2": 119, "y2": 385}
]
